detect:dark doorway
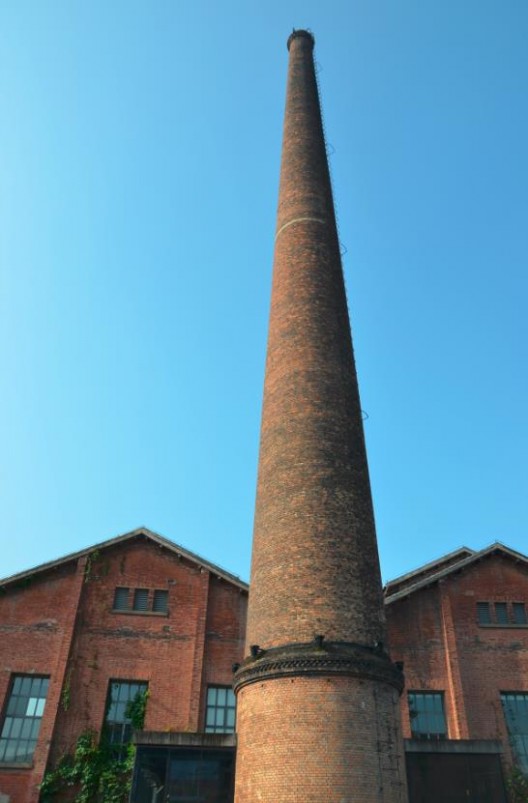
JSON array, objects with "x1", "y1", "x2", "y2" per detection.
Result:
[
  {"x1": 406, "y1": 752, "x2": 507, "y2": 803},
  {"x1": 132, "y1": 746, "x2": 235, "y2": 803}
]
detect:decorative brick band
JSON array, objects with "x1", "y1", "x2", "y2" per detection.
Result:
[
  {"x1": 233, "y1": 639, "x2": 404, "y2": 693},
  {"x1": 274, "y1": 216, "x2": 327, "y2": 241}
]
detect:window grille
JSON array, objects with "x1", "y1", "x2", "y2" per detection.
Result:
[
  {"x1": 408, "y1": 691, "x2": 447, "y2": 740},
  {"x1": 205, "y1": 686, "x2": 236, "y2": 734},
  {"x1": 477, "y1": 602, "x2": 491, "y2": 624},
  {"x1": 113, "y1": 587, "x2": 130, "y2": 611},
  {"x1": 513, "y1": 604, "x2": 527, "y2": 625},
  {"x1": 495, "y1": 602, "x2": 508, "y2": 625},
  {"x1": 501, "y1": 693, "x2": 528, "y2": 774},
  {"x1": 105, "y1": 680, "x2": 148, "y2": 759},
  {"x1": 153, "y1": 590, "x2": 168, "y2": 613},
  {"x1": 0, "y1": 676, "x2": 49, "y2": 763},
  {"x1": 133, "y1": 589, "x2": 149, "y2": 612},
  {"x1": 113, "y1": 586, "x2": 167, "y2": 614}
]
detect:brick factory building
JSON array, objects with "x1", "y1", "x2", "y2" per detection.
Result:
[
  {"x1": 1, "y1": 536, "x2": 528, "y2": 801},
  {"x1": 386, "y1": 542, "x2": 528, "y2": 802},
  {"x1": 0, "y1": 528, "x2": 247, "y2": 803}
]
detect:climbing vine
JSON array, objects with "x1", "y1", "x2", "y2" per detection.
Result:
[
  {"x1": 40, "y1": 730, "x2": 134, "y2": 803},
  {"x1": 40, "y1": 689, "x2": 149, "y2": 802},
  {"x1": 61, "y1": 668, "x2": 73, "y2": 712},
  {"x1": 83, "y1": 550, "x2": 100, "y2": 583},
  {"x1": 507, "y1": 766, "x2": 528, "y2": 803},
  {"x1": 125, "y1": 688, "x2": 149, "y2": 730}
]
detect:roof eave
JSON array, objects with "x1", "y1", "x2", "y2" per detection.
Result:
[
  {"x1": 0, "y1": 527, "x2": 249, "y2": 593},
  {"x1": 385, "y1": 542, "x2": 527, "y2": 605}
]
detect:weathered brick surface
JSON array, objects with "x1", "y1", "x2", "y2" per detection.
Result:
[
  {"x1": 247, "y1": 29, "x2": 384, "y2": 647},
  {"x1": 386, "y1": 551, "x2": 528, "y2": 767},
  {"x1": 236, "y1": 29, "x2": 407, "y2": 803},
  {"x1": 202, "y1": 574, "x2": 247, "y2": 723},
  {"x1": 236, "y1": 676, "x2": 407, "y2": 802},
  {"x1": 0, "y1": 560, "x2": 85, "y2": 803},
  {"x1": 0, "y1": 534, "x2": 247, "y2": 802},
  {"x1": 246, "y1": 30, "x2": 385, "y2": 652}
]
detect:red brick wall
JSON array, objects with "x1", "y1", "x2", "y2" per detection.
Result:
[
  {"x1": 386, "y1": 553, "x2": 528, "y2": 762},
  {"x1": 387, "y1": 584, "x2": 449, "y2": 738},
  {"x1": 0, "y1": 536, "x2": 248, "y2": 802},
  {"x1": 50, "y1": 540, "x2": 247, "y2": 754},
  {"x1": 235, "y1": 675, "x2": 407, "y2": 802},
  {"x1": 0, "y1": 560, "x2": 85, "y2": 803},
  {"x1": 201, "y1": 577, "x2": 247, "y2": 728}
]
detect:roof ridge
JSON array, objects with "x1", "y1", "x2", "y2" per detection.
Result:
[
  {"x1": 0, "y1": 527, "x2": 248, "y2": 591},
  {"x1": 384, "y1": 546, "x2": 474, "y2": 589},
  {"x1": 385, "y1": 542, "x2": 528, "y2": 604}
]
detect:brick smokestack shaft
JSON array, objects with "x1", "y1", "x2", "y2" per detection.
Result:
[
  {"x1": 234, "y1": 31, "x2": 408, "y2": 802},
  {"x1": 247, "y1": 29, "x2": 385, "y2": 650}
]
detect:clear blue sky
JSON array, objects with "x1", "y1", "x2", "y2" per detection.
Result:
[{"x1": 1, "y1": 0, "x2": 526, "y2": 584}]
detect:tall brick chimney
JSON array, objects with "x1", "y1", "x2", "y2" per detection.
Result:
[{"x1": 233, "y1": 30, "x2": 408, "y2": 802}]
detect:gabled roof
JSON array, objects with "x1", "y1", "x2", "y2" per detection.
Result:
[
  {"x1": 384, "y1": 546, "x2": 475, "y2": 597},
  {"x1": 0, "y1": 527, "x2": 248, "y2": 592},
  {"x1": 385, "y1": 542, "x2": 528, "y2": 604}
]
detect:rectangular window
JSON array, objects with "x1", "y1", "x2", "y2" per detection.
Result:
[
  {"x1": 105, "y1": 680, "x2": 148, "y2": 759},
  {"x1": 0, "y1": 675, "x2": 49, "y2": 764},
  {"x1": 477, "y1": 602, "x2": 491, "y2": 624},
  {"x1": 495, "y1": 602, "x2": 509, "y2": 625},
  {"x1": 133, "y1": 589, "x2": 149, "y2": 612},
  {"x1": 205, "y1": 686, "x2": 236, "y2": 734},
  {"x1": 513, "y1": 604, "x2": 527, "y2": 625},
  {"x1": 113, "y1": 587, "x2": 130, "y2": 611},
  {"x1": 501, "y1": 693, "x2": 528, "y2": 774},
  {"x1": 153, "y1": 590, "x2": 168, "y2": 613},
  {"x1": 113, "y1": 587, "x2": 168, "y2": 615},
  {"x1": 408, "y1": 691, "x2": 447, "y2": 740}
]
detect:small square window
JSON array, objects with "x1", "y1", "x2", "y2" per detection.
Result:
[
  {"x1": 513, "y1": 604, "x2": 527, "y2": 625},
  {"x1": 113, "y1": 588, "x2": 130, "y2": 611},
  {"x1": 495, "y1": 603, "x2": 508, "y2": 625},
  {"x1": 133, "y1": 589, "x2": 149, "y2": 612},
  {"x1": 477, "y1": 602, "x2": 491, "y2": 624},
  {"x1": 153, "y1": 590, "x2": 168, "y2": 613}
]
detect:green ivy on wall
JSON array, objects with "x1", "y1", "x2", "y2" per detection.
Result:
[
  {"x1": 40, "y1": 689, "x2": 149, "y2": 802},
  {"x1": 507, "y1": 766, "x2": 528, "y2": 803}
]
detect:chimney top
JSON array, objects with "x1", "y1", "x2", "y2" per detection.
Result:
[{"x1": 287, "y1": 29, "x2": 315, "y2": 51}]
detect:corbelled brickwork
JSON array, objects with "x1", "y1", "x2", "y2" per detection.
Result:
[{"x1": 234, "y1": 30, "x2": 407, "y2": 802}]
